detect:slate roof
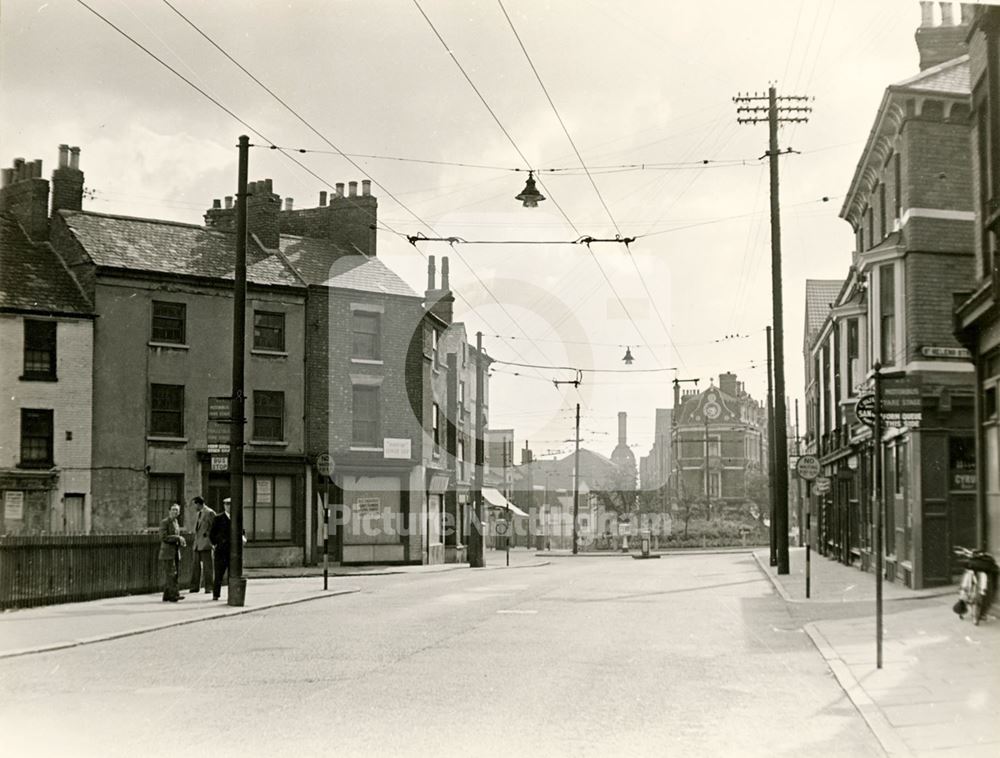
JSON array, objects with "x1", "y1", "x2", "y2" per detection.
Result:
[
  {"x1": 60, "y1": 210, "x2": 303, "y2": 288},
  {"x1": 280, "y1": 234, "x2": 417, "y2": 297},
  {"x1": 892, "y1": 55, "x2": 970, "y2": 95},
  {"x1": 804, "y1": 279, "x2": 843, "y2": 343},
  {"x1": 0, "y1": 214, "x2": 92, "y2": 314}
]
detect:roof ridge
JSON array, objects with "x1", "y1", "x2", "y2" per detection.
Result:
[
  {"x1": 892, "y1": 54, "x2": 970, "y2": 89},
  {"x1": 61, "y1": 208, "x2": 222, "y2": 233}
]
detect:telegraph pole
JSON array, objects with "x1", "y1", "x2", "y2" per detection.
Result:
[
  {"x1": 228, "y1": 135, "x2": 249, "y2": 607},
  {"x1": 572, "y1": 403, "x2": 581, "y2": 555},
  {"x1": 766, "y1": 326, "x2": 777, "y2": 567},
  {"x1": 470, "y1": 331, "x2": 485, "y2": 567},
  {"x1": 734, "y1": 86, "x2": 811, "y2": 575}
]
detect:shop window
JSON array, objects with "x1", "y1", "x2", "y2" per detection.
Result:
[
  {"x1": 253, "y1": 311, "x2": 285, "y2": 351},
  {"x1": 246, "y1": 475, "x2": 292, "y2": 541},
  {"x1": 949, "y1": 436, "x2": 976, "y2": 492},
  {"x1": 23, "y1": 320, "x2": 57, "y2": 379},
  {"x1": 352, "y1": 311, "x2": 381, "y2": 360},
  {"x1": 985, "y1": 386, "x2": 997, "y2": 420},
  {"x1": 352, "y1": 385, "x2": 379, "y2": 446},
  {"x1": 20, "y1": 409, "x2": 53, "y2": 468},
  {"x1": 150, "y1": 384, "x2": 184, "y2": 437},
  {"x1": 253, "y1": 391, "x2": 284, "y2": 441},
  {"x1": 151, "y1": 301, "x2": 186, "y2": 344},
  {"x1": 147, "y1": 474, "x2": 183, "y2": 527}
]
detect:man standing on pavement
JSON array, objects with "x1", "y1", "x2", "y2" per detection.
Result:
[
  {"x1": 210, "y1": 498, "x2": 232, "y2": 601},
  {"x1": 189, "y1": 496, "x2": 215, "y2": 595},
  {"x1": 159, "y1": 503, "x2": 186, "y2": 602}
]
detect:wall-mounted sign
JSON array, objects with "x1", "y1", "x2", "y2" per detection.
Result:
[
  {"x1": 256, "y1": 478, "x2": 272, "y2": 505},
  {"x1": 354, "y1": 497, "x2": 381, "y2": 516},
  {"x1": 383, "y1": 438, "x2": 412, "y2": 460},
  {"x1": 813, "y1": 477, "x2": 831, "y2": 494},
  {"x1": 796, "y1": 455, "x2": 820, "y2": 481},
  {"x1": 921, "y1": 346, "x2": 971, "y2": 359},
  {"x1": 207, "y1": 397, "x2": 232, "y2": 444},
  {"x1": 210, "y1": 454, "x2": 229, "y2": 472},
  {"x1": 4, "y1": 491, "x2": 24, "y2": 520}
]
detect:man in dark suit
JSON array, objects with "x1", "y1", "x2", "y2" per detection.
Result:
[
  {"x1": 159, "y1": 503, "x2": 186, "y2": 602},
  {"x1": 189, "y1": 496, "x2": 215, "y2": 594},
  {"x1": 210, "y1": 498, "x2": 232, "y2": 601}
]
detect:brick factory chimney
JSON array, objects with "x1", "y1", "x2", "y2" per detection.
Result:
[
  {"x1": 915, "y1": 2, "x2": 970, "y2": 71},
  {"x1": 0, "y1": 154, "x2": 50, "y2": 241},
  {"x1": 618, "y1": 411, "x2": 628, "y2": 447}
]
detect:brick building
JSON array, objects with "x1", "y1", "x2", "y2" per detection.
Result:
[
  {"x1": 0, "y1": 143, "x2": 490, "y2": 567},
  {"x1": 671, "y1": 373, "x2": 766, "y2": 517},
  {"x1": 806, "y1": 4, "x2": 977, "y2": 588},
  {"x1": 955, "y1": 2, "x2": 1000, "y2": 556},
  {"x1": 0, "y1": 152, "x2": 95, "y2": 534}
]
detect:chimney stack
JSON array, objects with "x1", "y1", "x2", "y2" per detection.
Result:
[
  {"x1": 426, "y1": 254, "x2": 454, "y2": 324},
  {"x1": 719, "y1": 371, "x2": 738, "y2": 398},
  {"x1": 246, "y1": 178, "x2": 280, "y2": 248},
  {"x1": 51, "y1": 144, "x2": 84, "y2": 217},
  {"x1": 427, "y1": 254, "x2": 436, "y2": 291},
  {"x1": 442, "y1": 256, "x2": 450, "y2": 290},
  {"x1": 915, "y1": 1, "x2": 969, "y2": 70},
  {"x1": 319, "y1": 190, "x2": 327, "y2": 207},
  {"x1": 618, "y1": 411, "x2": 627, "y2": 446},
  {"x1": 0, "y1": 153, "x2": 50, "y2": 241}
]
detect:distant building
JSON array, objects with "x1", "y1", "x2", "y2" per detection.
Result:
[
  {"x1": 0, "y1": 157, "x2": 95, "y2": 533},
  {"x1": 671, "y1": 372, "x2": 766, "y2": 516},
  {"x1": 639, "y1": 408, "x2": 673, "y2": 496}
]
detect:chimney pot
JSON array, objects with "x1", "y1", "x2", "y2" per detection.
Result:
[
  {"x1": 0, "y1": 168, "x2": 12, "y2": 187},
  {"x1": 442, "y1": 256, "x2": 450, "y2": 290},
  {"x1": 13, "y1": 158, "x2": 24, "y2": 181},
  {"x1": 225, "y1": 196, "x2": 233, "y2": 209},
  {"x1": 58, "y1": 145, "x2": 70, "y2": 168},
  {"x1": 32, "y1": 159, "x2": 43, "y2": 178},
  {"x1": 262, "y1": 178, "x2": 272, "y2": 195},
  {"x1": 335, "y1": 182, "x2": 344, "y2": 198},
  {"x1": 427, "y1": 254, "x2": 436, "y2": 291},
  {"x1": 69, "y1": 147, "x2": 80, "y2": 170},
  {"x1": 348, "y1": 181, "x2": 358, "y2": 197},
  {"x1": 961, "y1": 3, "x2": 974, "y2": 24},
  {"x1": 920, "y1": 0, "x2": 934, "y2": 25},
  {"x1": 284, "y1": 197, "x2": 294, "y2": 211},
  {"x1": 940, "y1": 1, "x2": 954, "y2": 25},
  {"x1": 213, "y1": 198, "x2": 222, "y2": 209},
  {"x1": 361, "y1": 179, "x2": 371, "y2": 196},
  {"x1": 319, "y1": 190, "x2": 327, "y2": 206}
]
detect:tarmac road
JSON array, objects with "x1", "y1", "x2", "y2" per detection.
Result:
[{"x1": 0, "y1": 552, "x2": 885, "y2": 758}]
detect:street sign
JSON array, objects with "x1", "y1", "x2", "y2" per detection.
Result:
[
  {"x1": 210, "y1": 454, "x2": 229, "y2": 472},
  {"x1": 796, "y1": 454, "x2": 820, "y2": 481},
  {"x1": 813, "y1": 476, "x2": 831, "y2": 494},
  {"x1": 316, "y1": 453, "x2": 335, "y2": 479},
  {"x1": 495, "y1": 519, "x2": 508, "y2": 535},
  {"x1": 855, "y1": 394, "x2": 876, "y2": 428}
]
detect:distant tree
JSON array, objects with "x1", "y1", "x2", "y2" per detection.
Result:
[
  {"x1": 593, "y1": 459, "x2": 638, "y2": 522},
  {"x1": 744, "y1": 471, "x2": 771, "y2": 526}
]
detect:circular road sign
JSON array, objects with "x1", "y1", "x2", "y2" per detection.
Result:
[
  {"x1": 796, "y1": 454, "x2": 820, "y2": 481},
  {"x1": 316, "y1": 453, "x2": 335, "y2": 478},
  {"x1": 855, "y1": 394, "x2": 876, "y2": 428},
  {"x1": 495, "y1": 519, "x2": 508, "y2": 535}
]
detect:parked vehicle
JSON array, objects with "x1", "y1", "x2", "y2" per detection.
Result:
[{"x1": 952, "y1": 546, "x2": 998, "y2": 625}]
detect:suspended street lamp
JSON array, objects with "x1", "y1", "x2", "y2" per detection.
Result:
[
  {"x1": 622, "y1": 346, "x2": 635, "y2": 365},
  {"x1": 515, "y1": 170, "x2": 546, "y2": 207}
]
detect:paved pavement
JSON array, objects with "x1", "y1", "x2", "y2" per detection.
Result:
[
  {"x1": 0, "y1": 548, "x2": 546, "y2": 659},
  {"x1": 755, "y1": 547, "x2": 1000, "y2": 758}
]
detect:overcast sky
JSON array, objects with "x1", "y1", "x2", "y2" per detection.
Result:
[{"x1": 1, "y1": 0, "x2": 965, "y2": 460}]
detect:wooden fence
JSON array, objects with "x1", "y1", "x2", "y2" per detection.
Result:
[{"x1": 0, "y1": 533, "x2": 193, "y2": 610}]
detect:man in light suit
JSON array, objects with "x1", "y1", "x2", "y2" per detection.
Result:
[
  {"x1": 159, "y1": 503, "x2": 186, "y2": 602},
  {"x1": 188, "y1": 496, "x2": 215, "y2": 594}
]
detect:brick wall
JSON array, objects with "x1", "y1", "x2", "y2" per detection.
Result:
[
  {"x1": 904, "y1": 250, "x2": 975, "y2": 363},
  {"x1": 280, "y1": 196, "x2": 378, "y2": 256},
  {"x1": 0, "y1": 177, "x2": 49, "y2": 241},
  {"x1": 904, "y1": 118, "x2": 974, "y2": 213}
]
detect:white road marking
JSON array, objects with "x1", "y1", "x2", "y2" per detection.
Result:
[{"x1": 496, "y1": 609, "x2": 538, "y2": 614}]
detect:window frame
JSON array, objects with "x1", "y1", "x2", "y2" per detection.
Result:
[
  {"x1": 879, "y1": 263, "x2": 896, "y2": 366},
  {"x1": 150, "y1": 383, "x2": 185, "y2": 437},
  {"x1": 253, "y1": 310, "x2": 285, "y2": 352},
  {"x1": 352, "y1": 385, "x2": 380, "y2": 447},
  {"x1": 253, "y1": 390, "x2": 284, "y2": 442},
  {"x1": 20, "y1": 408, "x2": 54, "y2": 468},
  {"x1": 246, "y1": 474, "x2": 293, "y2": 542},
  {"x1": 151, "y1": 301, "x2": 186, "y2": 345},
  {"x1": 147, "y1": 473, "x2": 183, "y2": 528},
  {"x1": 351, "y1": 311, "x2": 381, "y2": 360},
  {"x1": 22, "y1": 319, "x2": 57, "y2": 380}
]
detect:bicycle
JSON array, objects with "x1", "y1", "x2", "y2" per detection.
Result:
[{"x1": 952, "y1": 546, "x2": 998, "y2": 626}]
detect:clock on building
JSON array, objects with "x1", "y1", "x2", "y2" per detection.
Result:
[{"x1": 704, "y1": 402, "x2": 721, "y2": 420}]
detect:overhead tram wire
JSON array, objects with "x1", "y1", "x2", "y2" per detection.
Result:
[
  {"x1": 497, "y1": 0, "x2": 682, "y2": 370},
  {"x1": 156, "y1": 0, "x2": 565, "y2": 387},
  {"x1": 412, "y1": 0, "x2": 663, "y2": 369},
  {"x1": 78, "y1": 0, "x2": 553, "y2": 390}
]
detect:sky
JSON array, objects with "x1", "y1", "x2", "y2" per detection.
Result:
[{"x1": 0, "y1": 0, "x2": 966, "y2": 461}]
